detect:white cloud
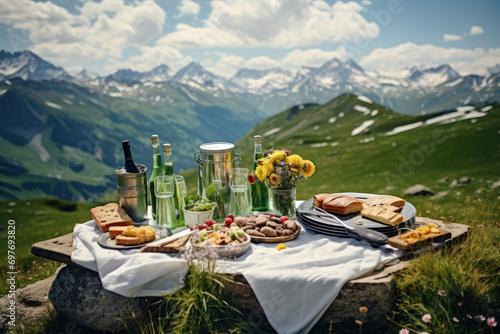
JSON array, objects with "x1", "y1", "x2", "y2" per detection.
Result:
[
  {"x1": 361, "y1": 0, "x2": 372, "y2": 5},
  {"x1": 281, "y1": 47, "x2": 348, "y2": 67},
  {"x1": 176, "y1": 0, "x2": 201, "y2": 17},
  {"x1": 105, "y1": 45, "x2": 192, "y2": 73},
  {"x1": 159, "y1": 0, "x2": 379, "y2": 48},
  {"x1": 469, "y1": 25, "x2": 484, "y2": 35},
  {"x1": 360, "y1": 42, "x2": 500, "y2": 75},
  {"x1": 443, "y1": 34, "x2": 463, "y2": 42},
  {"x1": 0, "y1": 0, "x2": 166, "y2": 62},
  {"x1": 245, "y1": 56, "x2": 282, "y2": 69}
]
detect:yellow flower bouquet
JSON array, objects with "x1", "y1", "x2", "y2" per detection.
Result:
[{"x1": 253, "y1": 149, "x2": 315, "y2": 218}]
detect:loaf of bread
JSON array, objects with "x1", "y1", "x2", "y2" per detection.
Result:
[
  {"x1": 90, "y1": 203, "x2": 133, "y2": 232},
  {"x1": 313, "y1": 193, "x2": 332, "y2": 208},
  {"x1": 322, "y1": 195, "x2": 363, "y2": 215},
  {"x1": 363, "y1": 195, "x2": 406, "y2": 209},
  {"x1": 109, "y1": 226, "x2": 129, "y2": 239},
  {"x1": 360, "y1": 203, "x2": 404, "y2": 226}
]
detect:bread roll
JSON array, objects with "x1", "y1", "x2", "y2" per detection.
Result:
[{"x1": 322, "y1": 195, "x2": 362, "y2": 215}]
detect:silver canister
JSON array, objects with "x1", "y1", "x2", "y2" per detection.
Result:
[
  {"x1": 194, "y1": 142, "x2": 236, "y2": 199},
  {"x1": 114, "y1": 164, "x2": 148, "y2": 222}
]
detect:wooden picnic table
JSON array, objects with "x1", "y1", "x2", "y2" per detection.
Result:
[{"x1": 32, "y1": 217, "x2": 469, "y2": 333}]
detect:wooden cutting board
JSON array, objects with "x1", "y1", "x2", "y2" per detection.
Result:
[
  {"x1": 140, "y1": 234, "x2": 190, "y2": 253},
  {"x1": 387, "y1": 229, "x2": 451, "y2": 250}
]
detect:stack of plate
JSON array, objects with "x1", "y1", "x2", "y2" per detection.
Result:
[{"x1": 296, "y1": 192, "x2": 416, "y2": 238}]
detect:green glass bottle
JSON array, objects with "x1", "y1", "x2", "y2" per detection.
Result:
[
  {"x1": 148, "y1": 135, "x2": 163, "y2": 219},
  {"x1": 251, "y1": 135, "x2": 270, "y2": 211},
  {"x1": 163, "y1": 143, "x2": 179, "y2": 220}
]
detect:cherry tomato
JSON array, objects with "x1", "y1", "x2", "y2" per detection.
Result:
[
  {"x1": 205, "y1": 219, "x2": 212, "y2": 225},
  {"x1": 198, "y1": 224, "x2": 208, "y2": 230},
  {"x1": 227, "y1": 214, "x2": 234, "y2": 220},
  {"x1": 280, "y1": 216, "x2": 289, "y2": 223},
  {"x1": 190, "y1": 226, "x2": 196, "y2": 231},
  {"x1": 206, "y1": 225, "x2": 213, "y2": 231},
  {"x1": 224, "y1": 218, "x2": 233, "y2": 227}
]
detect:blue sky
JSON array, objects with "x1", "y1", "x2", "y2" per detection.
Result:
[{"x1": 0, "y1": 0, "x2": 499, "y2": 77}]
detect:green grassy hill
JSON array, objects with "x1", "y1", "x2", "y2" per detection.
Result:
[{"x1": 231, "y1": 93, "x2": 499, "y2": 205}]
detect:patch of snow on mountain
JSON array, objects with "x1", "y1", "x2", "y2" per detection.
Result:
[
  {"x1": 313, "y1": 125, "x2": 319, "y2": 130},
  {"x1": 331, "y1": 142, "x2": 339, "y2": 147},
  {"x1": 328, "y1": 117, "x2": 337, "y2": 123},
  {"x1": 45, "y1": 101, "x2": 62, "y2": 109},
  {"x1": 310, "y1": 142, "x2": 328, "y2": 148},
  {"x1": 481, "y1": 105, "x2": 493, "y2": 112},
  {"x1": 351, "y1": 119, "x2": 375, "y2": 136},
  {"x1": 263, "y1": 127, "x2": 281, "y2": 137},
  {"x1": 179, "y1": 86, "x2": 198, "y2": 102},
  {"x1": 444, "y1": 78, "x2": 463, "y2": 87},
  {"x1": 456, "y1": 106, "x2": 475, "y2": 112},
  {"x1": 108, "y1": 92, "x2": 122, "y2": 97},
  {"x1": 339, "y1": 112, "x2": 345, "y2": 118},
  {"x1": 425, "y1": 110, "x2": 465, "y2": 125},
  {"x1": 28, "y1": 133, "x2": 50, "y2": 162},
  {"x1": 357, "y1": 95, "x2": 373, "y2": 103},
  {"x1": 0, "y1": 89, "x2": 6, "y2": 96},
  {"x1": 371, "y1": 110, "x2": 378, "y2": 116},
  {"x1": 353, "y1": 105, "x2": 370, "y2": 115},
  {"x1": 385, "y1": 121, "x2": 424, "y2": 136},
  {"x1": 5, "y1": 80, "x2": 11, "y2": 85},
  {"x1": 61, "y1": 97, "x2": 72, "y2": 105}
]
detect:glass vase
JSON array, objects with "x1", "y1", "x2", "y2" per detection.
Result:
[{"x1": 271, "y1": 187, "x2": 296, "y2": 219}]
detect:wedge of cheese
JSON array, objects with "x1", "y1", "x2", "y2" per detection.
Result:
[{"x1": 115, "y1": 226, "x2": 156, "y2": 245}]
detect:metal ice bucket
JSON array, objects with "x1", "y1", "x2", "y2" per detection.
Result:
[
  {"x1": 194, "y1": 142, "x2": 238, "y2": 199},
  {"x1": 114, "y1": 164, "x2": 148, "y2": 222}
]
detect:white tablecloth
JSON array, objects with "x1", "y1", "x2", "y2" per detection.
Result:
[{"x1": 72, "y1": 214, "x2": 401, "y2": 334}]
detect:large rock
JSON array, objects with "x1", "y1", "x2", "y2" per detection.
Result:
[
  {"x1": 49, "y1": 265, "x2": 162, "y2": 333},
  {"x1": 450, "y1": 177, "x2": 473, "y2": 188},
  {"x1": 0, "y1": 269, "x2": 56, "y2": 332},
  {"x1": 404, "y1": 185, "x2": 434, "y2": 196}
]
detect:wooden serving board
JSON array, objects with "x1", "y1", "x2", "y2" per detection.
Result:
[
  {"x1": 387, "y1": 229, "x2": 451, "y2": 250},
  {"x1": 250, "y1": 224, "x2": 301, "y2": 243},
  {"x1": 140, "y1": 234, "x2": 190, "y2": 253}
]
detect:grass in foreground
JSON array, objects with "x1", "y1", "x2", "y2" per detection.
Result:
[
  {"x1": 391, "y1": 191, "x2": 500, "y2": 333},
  {"x1": 127, "y1": 252, "x2": 260, "y2": 334},
  {"x1": 0, "y1": 198, "x2": 96, "y2": 296}
]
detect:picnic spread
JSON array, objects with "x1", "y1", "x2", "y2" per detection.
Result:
[{"x1": 34, "y1": 139, "x2": 463, "y2": 333}]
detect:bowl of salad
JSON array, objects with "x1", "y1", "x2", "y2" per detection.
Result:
[
  {"x1": 190, "y1": 218, "x2": 250, "y2": 259},
  {"x1": 183, "y1": 195, "x2": 217, "y2": 227}
]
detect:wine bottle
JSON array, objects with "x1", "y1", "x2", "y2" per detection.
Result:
[
  {"x1": 163, "y1": 143, "x2": 179, "y2": 218},
  {"x1": 122, "y1": 140, "x2": 140, "y2": 173},
  {"x1": 251, "y1": 135, "x2": 270, "y2": 211},
  {"x1": 148, "y1": 135, "x2": 163, "y2": 219},
  {"x1": 163, "y1": 143, "x2": 175, "y2": 176}
]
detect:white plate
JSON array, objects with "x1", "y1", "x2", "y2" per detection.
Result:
[{"x1": 97, "y1": 224, "x2": 172, "y2": 249}]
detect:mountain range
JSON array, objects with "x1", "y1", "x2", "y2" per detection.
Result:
[
  {"x1": 1, "y1": 50, "x2": 500, "y2": 201},
  {"x1": 1, "y1": 50, "x2": 500, "y2": 116}
]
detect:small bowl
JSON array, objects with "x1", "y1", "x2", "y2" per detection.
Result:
[
  {"x1": 183, "y1": 207, "x2": 215, "y2": 227},
  {"x1": 191, "y1": 232, "x2": 251, "y2": 259}
]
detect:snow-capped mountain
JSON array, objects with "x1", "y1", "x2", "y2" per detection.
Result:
[
  {"x1": 106, "y1": 64, "x2": 174, "y2": 83},
  {"x1": 171, "y1": 62, "x2": 226, "y2": 88},
  {"x1": 0, "y1": 50, "x2": 72, "y2": 81},
  {"x1": 229, "y1": 67, "x2": 294, "y2": 94},
  {"x1": 73, "y1": 69, "x2": 99, "y2": 81}
]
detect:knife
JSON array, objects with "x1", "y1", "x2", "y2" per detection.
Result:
[
  {"x1": 140, "y1": 228, "x2": 194, "y2": 252},
  {"x1": 299, "y1": 207, "x2": 388, "y2": 248}
]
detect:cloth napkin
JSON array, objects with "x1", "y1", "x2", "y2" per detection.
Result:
[
  {"x1": 71, "y1": 221, "x2": 188, "y2": 297},
  {"x1": 72, "y1": 219, "x2": 401, "y2": 333}
]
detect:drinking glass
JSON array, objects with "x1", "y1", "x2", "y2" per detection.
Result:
[
  {"x1": 175, "y1": 175, "x2": 188, "y2": 223},
  {"x1": 229, "y1": 168, "x2": 251, "y2": 217},
  {"x1": 154, "y1": 175, "x2": 176, "y2": 228}
]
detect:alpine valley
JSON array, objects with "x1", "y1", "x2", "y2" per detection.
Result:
[{"x1": 0, "y1": 50, "x2": 499, "y2": 201}]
